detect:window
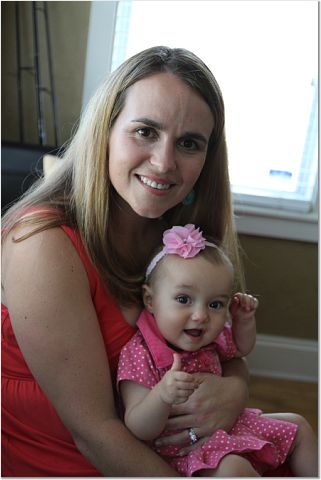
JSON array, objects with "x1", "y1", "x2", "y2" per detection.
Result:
[{"x1": 111, "y1": 0, "x2": 318, "y2": 215}]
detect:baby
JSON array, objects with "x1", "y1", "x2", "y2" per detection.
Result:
[{"x1": 117, "y1": 224, "x2": 317, "y2": 476}]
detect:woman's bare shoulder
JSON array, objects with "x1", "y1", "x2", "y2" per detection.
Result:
[{"x1": 2, "y1": 225, "x2": 90, "y2": 306}]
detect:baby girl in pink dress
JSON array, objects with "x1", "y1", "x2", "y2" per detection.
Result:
[{"x1": 117, "y1": 224, "x2": 317, "y2": 477}]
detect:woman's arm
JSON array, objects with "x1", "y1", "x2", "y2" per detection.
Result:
[{"x1": 2, "y1": 227, "x2": 176, "y2": 476}]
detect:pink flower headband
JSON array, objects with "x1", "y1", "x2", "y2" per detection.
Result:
[{"x1": 145, "y1": 224, "x2": 217, "y2": 279}]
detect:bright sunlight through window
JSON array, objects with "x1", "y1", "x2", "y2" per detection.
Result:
[{"x1": 112, "y1": 0, "x2": 318, "y2": 214}]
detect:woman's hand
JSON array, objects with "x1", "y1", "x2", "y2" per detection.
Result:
[{"x1": 154, "y1": 358, "x2": 249, "y2": 454}]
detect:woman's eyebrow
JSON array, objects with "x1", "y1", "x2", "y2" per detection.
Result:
[
  {"x1": 131, "y1": 117, "x2": 164, "y2": 130},
  {"x1": 131, "y1": 117, "x2": 209, "y2": 144}
]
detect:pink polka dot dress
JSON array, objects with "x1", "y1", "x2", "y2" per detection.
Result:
[{"x1": 117, "y1": 310, "x2": 298, "y2": 476}]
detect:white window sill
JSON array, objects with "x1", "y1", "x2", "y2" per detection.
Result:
[{"x1": 234, "y1": 204, "x2": 318, "y2": 243}]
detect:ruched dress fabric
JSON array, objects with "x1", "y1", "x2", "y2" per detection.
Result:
[
  {"x1": 2, "y1": 225, "x2": 136, "y2": 477},
  {"x1": 117, "y1": 310, "x2": 297, "y2": 477}
]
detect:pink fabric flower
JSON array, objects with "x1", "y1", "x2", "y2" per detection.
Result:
[
  {"x1": 163, "y1": 224, "x2": 206, "y2": 258},
  {"x1": 145, "y1": 224, "x2": 217, "y2": 279}
]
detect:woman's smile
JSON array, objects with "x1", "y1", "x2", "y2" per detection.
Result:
[{"x1": 136, "y1": 174, "x2": 173, "y2": 192}]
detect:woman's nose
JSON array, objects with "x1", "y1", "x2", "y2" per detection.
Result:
[{"x1": 149, "y1": 142, "x2": 176, "y2": 173}]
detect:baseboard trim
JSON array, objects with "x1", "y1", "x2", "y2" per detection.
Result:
[{"x1": 246, "y1": 334, "x2": 318, "y2": 383}]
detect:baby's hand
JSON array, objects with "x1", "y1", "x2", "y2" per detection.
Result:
[
  {"x1": 230, "y1": 293, "x2": 258, "y2": 357},
  {"x1": 229, "y1": 292, "x2": 258, "y2": 321},
  {"x1": 159, "y1": 353, "x2": 198, "y2": 405}
]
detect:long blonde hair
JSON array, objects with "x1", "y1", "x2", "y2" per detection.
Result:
[{"x1": 2, "y1": 46, "x2": 244, "y2": 305}]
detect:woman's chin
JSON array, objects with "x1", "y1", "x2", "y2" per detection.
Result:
[
  {"x1": 122, "y1": 194, "x2": 183, "y2": 220},
  {"x1": 125, "y1": 197, "x2": 165, "y2": 219},
  {"x1": 133, "y1": 206, "x2": 167, "y2": 219}
]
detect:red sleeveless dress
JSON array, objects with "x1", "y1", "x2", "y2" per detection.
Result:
[{"x1": 2, "y1": 225, "x2": 136, "y2": 476}]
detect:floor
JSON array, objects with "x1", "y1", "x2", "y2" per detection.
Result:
[{"x1": 248, "y1": 376, "x2": 318, "y2": 434}]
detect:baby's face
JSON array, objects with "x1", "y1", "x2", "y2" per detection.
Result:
[{"x1": 143, "y1": 254, "x2": 233, "y2": 352}]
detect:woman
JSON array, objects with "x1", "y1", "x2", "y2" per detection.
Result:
[{"x1": 2, "y1": 46, "x2": 248, "y2": 476}]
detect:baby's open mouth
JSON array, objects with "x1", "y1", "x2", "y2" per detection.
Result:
[{"x1": 184, "y1": 329, "x2": 202, "y2": 337}]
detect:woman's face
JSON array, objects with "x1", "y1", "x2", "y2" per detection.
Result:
[{"x1": 108, "y1": 72, "x2": 214, "y2": 218}]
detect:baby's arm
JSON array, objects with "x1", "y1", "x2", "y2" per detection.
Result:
[
  {"x1": 120, "y1": 353, "x2": 198, "y2": 441},
  {"x1": 229, "y1": 293, "x2": 258, "y2": 357}
]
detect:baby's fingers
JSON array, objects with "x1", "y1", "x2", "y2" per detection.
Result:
[
  {"x1": 175, "y1": 379, "x2": 199, "y2": 393},
  {"x1": 173, "y1": 389, "x2": 194, "y2": 405},
  {"x1": 173, "y1": 381, "x2": 199, "y2": 399},
  {"x1": 233, "y1": 293, "x2": 258, "y2": 312},
  {"x1": 167, "y1": 380, "x2": 198, "y2": 405},
  {"x1": 245, "y1": 294, "x2": 258, "y2": 311}
]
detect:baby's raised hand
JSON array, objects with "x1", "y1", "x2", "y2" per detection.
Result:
[
  {"x1": 159, "y1": 353, "x2": 198, "y2": 405},
  {"x1": 229, "y1": 292, "x2": 258, "y2": 321}
]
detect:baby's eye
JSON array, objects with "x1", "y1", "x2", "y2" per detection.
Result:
[
  {"x1": 209, "y1": 300, "x2": 224, "y2": 310},
  {"x1": 176, "y1": 295, "x2": 190, "y2": 305}
]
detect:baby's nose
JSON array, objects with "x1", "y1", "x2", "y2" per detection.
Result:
[{"x1": 191, "y1": 307, "x2": 208, "y2": 323}]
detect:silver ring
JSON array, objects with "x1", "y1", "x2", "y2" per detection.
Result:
[{"x1": 188, "y1": 427, "x2": 198, "y2": 445}]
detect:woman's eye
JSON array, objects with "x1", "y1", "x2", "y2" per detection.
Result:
[
  {"x1": 136, "y1": 127, "x2": 155, "y2": 138},
  {"x1": 176, "y1": 295, "x2": 190, "y2": 305},
  {"x1": 209, "y1": 300, "x2": 224, "y2": 310},
  {"x1": 179, "y1": 137, "x2": 199, "y2": 151}
]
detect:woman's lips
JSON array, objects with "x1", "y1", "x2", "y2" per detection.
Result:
[{"x1": 137, "y1": 174, "x2": 172, "y2": 191}]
